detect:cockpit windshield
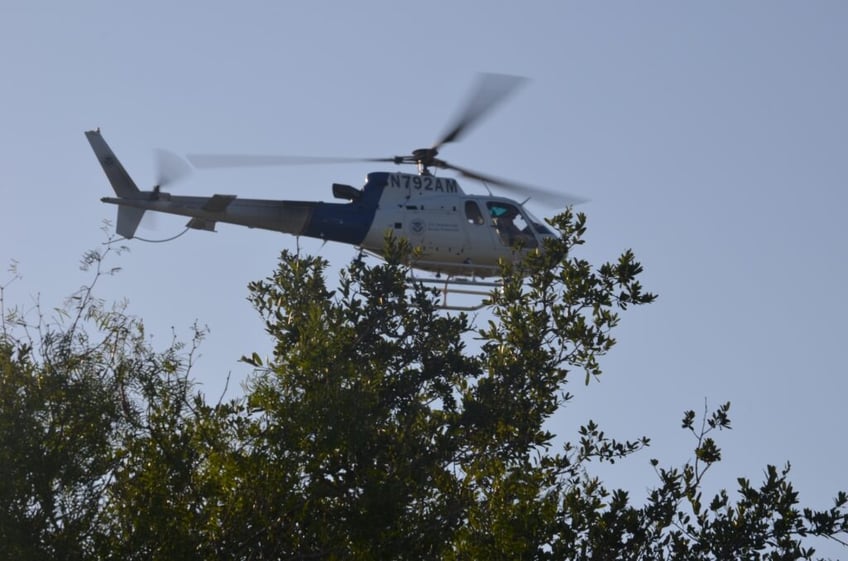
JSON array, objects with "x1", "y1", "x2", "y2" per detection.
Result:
[{"x1": 523, "y1": 208, "x2": 554, "y2": 236}]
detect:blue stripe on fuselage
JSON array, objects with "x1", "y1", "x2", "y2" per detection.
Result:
[{"x1": 301, "y1": 172, "x2": 388, "y2": 244}]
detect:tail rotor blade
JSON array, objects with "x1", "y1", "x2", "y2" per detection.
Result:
[{"x1": 154, "y1": 148, "x2": 192, "y2": 188}]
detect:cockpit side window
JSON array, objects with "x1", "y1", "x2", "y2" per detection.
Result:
[
  {"x1": 465, "y1": 201, "x2": 485, "y2": 225},
  {"x1": 486, "y1": 202, "x2": 538, "y2": 248}
]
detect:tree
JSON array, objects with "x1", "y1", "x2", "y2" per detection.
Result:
[
  {"x1": 0, "y1": 246, "x2": 205, "y2": 560},
  {"x1": 1, "y1": 212, "x2": 846, "y2": 560}
]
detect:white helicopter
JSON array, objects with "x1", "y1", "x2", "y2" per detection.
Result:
[{"x1": 88, "y1": 74, "x2": 582, "y2": 305}]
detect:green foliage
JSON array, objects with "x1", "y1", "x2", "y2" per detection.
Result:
[
  {"x1": 0, "y1": 212, "x2": 845, "y2": 559},
  {"x1": 0, "y1": 245, "x2": 202, "y2": 559}
]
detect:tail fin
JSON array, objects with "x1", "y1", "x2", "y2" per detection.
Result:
[
  {"x1": 115, "y1": 206, "x2": 146, "y2": 239},
  {"x1": 86, "y1": 129, "x2": 145, "y2": 238},
  {"x1": 85, "y1": 129, "x2": 141, "y2": 198}
]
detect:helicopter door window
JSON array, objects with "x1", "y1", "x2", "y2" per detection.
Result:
[
  {"x1": 465, "y1": 201, "x2": 485, "y2": 225},
  {"x1": 486, "y1": 202, "x2": 538, "y2": 248}
]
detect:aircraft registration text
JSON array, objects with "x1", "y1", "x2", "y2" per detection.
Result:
[{"x1": 389, "y1": 173, "x2": 459, "y2": 193}]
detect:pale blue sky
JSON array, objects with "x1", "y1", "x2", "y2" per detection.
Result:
[{"x1": 2, "y1": 2, "x2": 846, "y2": 555}]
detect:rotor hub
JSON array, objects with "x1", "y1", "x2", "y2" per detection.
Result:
[
  {"x1": 409, "y1": 148, "x2": 444, "y2": 175},
  {"x1": 411, "y1": 147, "x2": 437, "y2": 162}
]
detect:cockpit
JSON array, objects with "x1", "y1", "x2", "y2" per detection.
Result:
[{"x1": 464, "y1": 199, "x2": 554, "y2": 248}]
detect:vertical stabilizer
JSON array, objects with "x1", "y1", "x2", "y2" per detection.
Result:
[
  {"x1": 86, "y1": 129, "x2": 147, "y2": 238},
  {"x1": 116, "y1": 206, "x2": 145, "y2": 239},
  {"x1": 85, "y1": 129, "x2": 141, "y2": 198}
]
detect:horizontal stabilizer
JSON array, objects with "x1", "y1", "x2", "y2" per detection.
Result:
[
  {"x1": 186, "y1": 217, "x2": 217, "y2": 232},
  {"x1": 202, "y1": 194, "x2": 237, "y2": 211}
]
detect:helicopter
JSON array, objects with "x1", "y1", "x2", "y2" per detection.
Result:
[{"x1": 87, "y1": 74, "x2": 582, "y2": 303}]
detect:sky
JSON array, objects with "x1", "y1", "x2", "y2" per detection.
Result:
[{"x1": 2, "y1": 1, "x2": 846, "y2": 555}]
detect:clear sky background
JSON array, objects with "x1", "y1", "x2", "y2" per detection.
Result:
[{"x1": 2, "y1": 2, "x2": 846, "y2": 555}]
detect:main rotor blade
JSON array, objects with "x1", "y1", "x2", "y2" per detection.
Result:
[
  {"x1": 154, "y1": 149, "x2": 192, "y2": 188},
  {"x1": 444, "y1": 162, "x2": 587, "y2": 208},
  {"x1": 186, "y1": 154, "x2": 394, "y2": 169},
  {"x1": 433, "y1": 73, "x2": 528, "y2": 151}
]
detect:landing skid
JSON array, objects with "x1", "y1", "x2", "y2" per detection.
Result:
[
  {"x1": 357, "y1": 251, "x2": 503, "y2": 311},
  {"x1": 409, "y1": 273, "x2": 501, "y2": 311}
]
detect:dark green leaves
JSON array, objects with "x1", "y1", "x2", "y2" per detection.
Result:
[{"x1": 2, "y1": 217, "x2": 845, "y2": 559}]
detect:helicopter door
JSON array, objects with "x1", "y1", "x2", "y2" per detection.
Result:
[
  {"x1": 463, "y1": 199, "x2": 501, "y2": 266},
  {"x1": 486, "y1": 202, "x2": 539, "y2": 248},
  {"x1": 403, "y1": 201, "x2": 468, "y2": 258},
  {"x1": 463, "y1": 200, "x2": 497, "y2": 255}
]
